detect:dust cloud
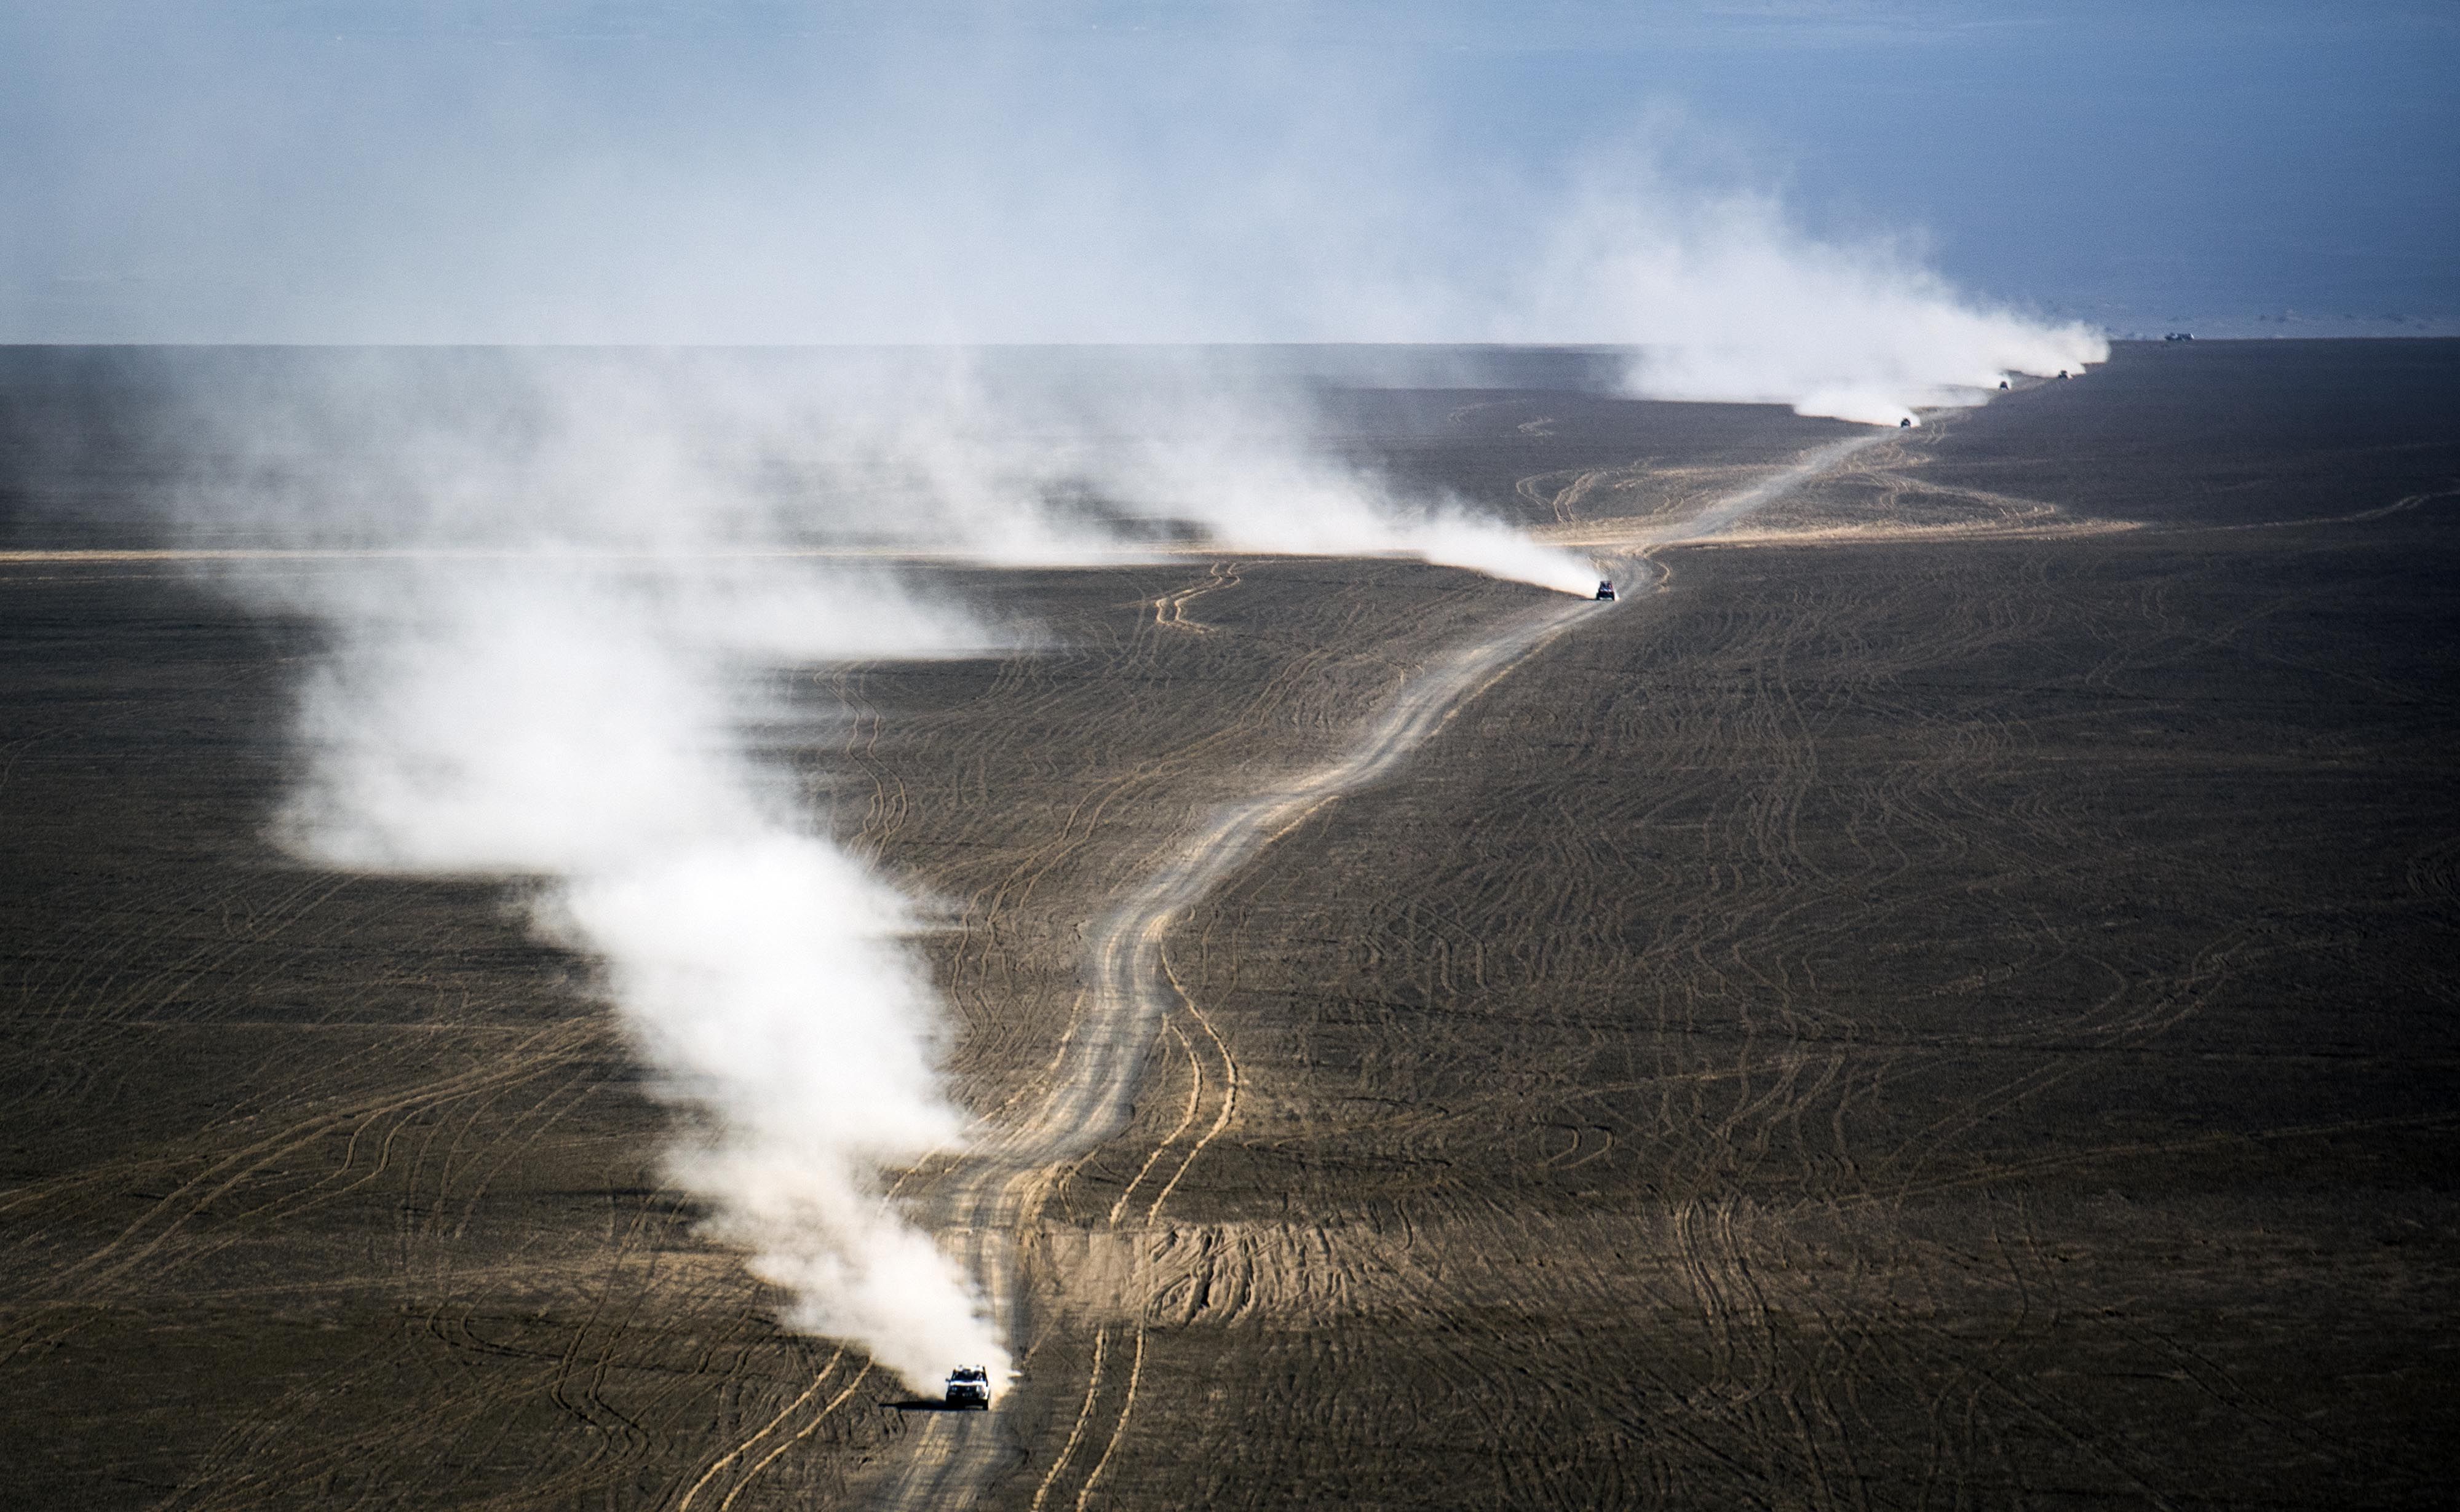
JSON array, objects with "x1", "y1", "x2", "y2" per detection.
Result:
[
  {"x1": 280, "y1": 566, "x2": 1006, "y2": 1389},
  {"x1": 154, "y1": 347, "x2": 1590, "y2": 1391},
  {"x1": 171, "y1": 357, "x2": 1022, "y2": 1391},
  {"x1": 1512, "y1": 169, "x2": 2109, "y2": 425},
  {"x1": 696, "y1": 349, "x2": 1605, "y2": 594}
]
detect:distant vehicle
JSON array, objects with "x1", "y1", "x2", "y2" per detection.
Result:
[
  {"x1": 2058, "y1": 370, "x2": 2071, "y2": 379},
  {"x1": 2164, "y1": 331, "x2": 2195, "y2": 342},
  {"x1": 1899, "y1": 417, "x2": 1912, "y2": 428},
  {"x1": 1595, "y1": 580, "x2": 1616, "y2": 601},
  {"x1": 1999, "y1": 379, "x2": 2010, "y2": 390},
  {"x1": 945, "y1": 1366, "x2": 991, "y2": 1410}
]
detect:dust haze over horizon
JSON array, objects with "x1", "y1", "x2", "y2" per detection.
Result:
[{"x1": 7, "y1": 1, "x2": 2454, "y2": 350}]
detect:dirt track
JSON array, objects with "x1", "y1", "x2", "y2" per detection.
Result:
[
  {"x1": 3, "y1": 341, "x2": 2457, "y2": 1508},
  {"x1": 868, "y1": 429, "x2": 1900, "y2": 1511}
]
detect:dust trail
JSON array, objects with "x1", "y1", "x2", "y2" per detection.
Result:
[
  {"x1": 132, "y1": 348, "x2": 1589, "y2": 1398},
  {"x1": 256, "y1": 560, "x2": 1014, "y2": 1390},
  {"x1": 153, "y1": 352, "x2": 1042, "y2": 1392},
  {"x1": 1519, "y1": 170, "x2": 2109, "y2": 427}
]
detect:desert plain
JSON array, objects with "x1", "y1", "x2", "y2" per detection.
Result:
[{"x1": 2, "y1": 338, "x2": 2456, "y2": 1509}]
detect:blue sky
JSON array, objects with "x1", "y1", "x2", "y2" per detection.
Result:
[{"x1": 5, "y1": 2, "x2": 2453, "y2": 342}]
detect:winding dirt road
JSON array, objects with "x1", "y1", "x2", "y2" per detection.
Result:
[
  {"x1": 870, "y1": 439, "x2": 1876, "y2": 1511},
  {"x1": 874, "y1": 592, "x2": 1597, "y2": 1508}
]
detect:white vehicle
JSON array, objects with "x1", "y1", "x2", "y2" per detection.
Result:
[{"x1": 944, "y1": 1366, "x2": 991, "y2": 1410}]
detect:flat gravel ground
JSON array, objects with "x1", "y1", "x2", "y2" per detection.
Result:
[{"x1": 1, "y1": 342, "x2": 2453, "y2": 1510}]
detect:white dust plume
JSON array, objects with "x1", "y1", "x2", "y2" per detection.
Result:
[
  {"x1": 176, "y1": 357, "x2": 1012, "y2": 1391},
  {"x1": 1514, "y1": 170, "x2": 2109, "y2": 426},
  {"x1": 851, "y1": 355, "x2": 1601, "y2": 595},
  {"x1": 164, "y1": 346, "x2": 1592, "y2": 1390},
  {"x1": 1104, "y1": 418, "x2": 1599, "y2": 595},
  {"x1": 577, "y1": 349, "x2": 1601, "y2": 595}
]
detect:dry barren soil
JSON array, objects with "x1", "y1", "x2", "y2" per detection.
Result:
[{"x1": 2, "y1": 341, "x2": 2455, "y2": 1510}]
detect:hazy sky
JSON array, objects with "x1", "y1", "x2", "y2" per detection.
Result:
[{"x1": 6, "y1": 1, "x2": 2454, "y2": 342}]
